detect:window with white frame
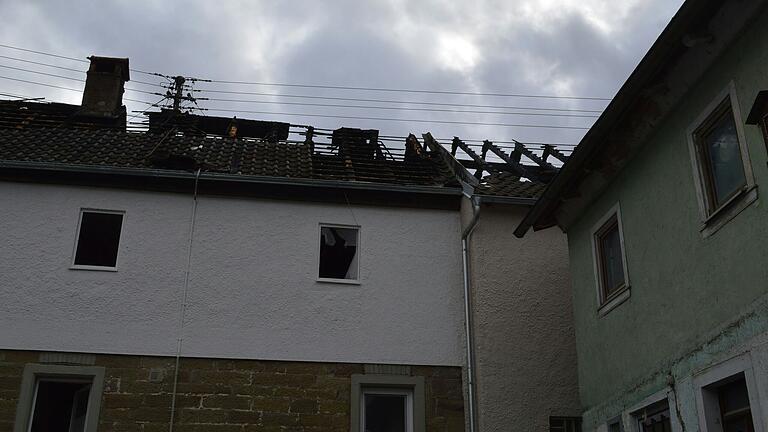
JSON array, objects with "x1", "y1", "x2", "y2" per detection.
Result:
[
  {"x1": 13, "y1": 364, "x2": 105, "y2": 432},
  {"x1": 591, "y1": 204, "x2": 630, "y2": 313},
  {"x1": 692, "y1": 98, "x2": 748, "y2": 212},
  {"x1": 350, "y1": 374, "x2": 425, "y2": 432},
  {"x1": 362, "y1": 388, "x2": 414, "y2": 432},
  {"x1": 687, "y1": 82, "x2": 756, "y2": 233},
  {"x1": 72, "y1": 210, "x2": 124, "y2": 269},
  {"x1": 318, "y1": 224, "x2": 359, "y2": 282},
  {"x1": 632, "y1": 399, "x2": 672, "y2": 432},
  {"x1": 695, "y1": 356, "x2": 762, "y2": 432}
]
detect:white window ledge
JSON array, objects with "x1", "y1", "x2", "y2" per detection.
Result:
[
  {"x1": 69, "y1": 265, "x2": 118, "y2": 272},
  {"x1": 700, "y1": 185, "x2": 758, "y2": 238},
  {"x1": 316, "y1": 277, "x2": 361, "y2": 285},
  {"x1": 597, "y1": 286, "x2": 631, "y2": 318}
]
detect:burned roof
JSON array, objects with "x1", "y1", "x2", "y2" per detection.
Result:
[{"x1": 0, "y1": 99, "x2": 564, "y2": 202}]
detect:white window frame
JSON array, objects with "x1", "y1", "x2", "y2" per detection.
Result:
[
  {"x1": 590, "y1": 203, "x2": 631, "y2": 317},
  {"x1": 692, "y1": 353, "x2": 764, "y2": 432},
  {"x1": 626, "y1": 388, "x2": 682, "y2": 432},
  {"x1": 13, "y1": 364, "x2": 106, "y2": 432},
  {"x1": 360, "y1": 387, "x2": 414, "y2": 432},
  {"x1": 686, "y1": 81, "x2": 757, "y2": 238},
  {"x1": 70, "y1": 208, "x2": 125, "y2": 272},
  {"x1": 317, "y1": 223, "x2": 361, "y2": 285},
  {"x1": 350, "y1": 374, "x2": 425, "y2": 432}
]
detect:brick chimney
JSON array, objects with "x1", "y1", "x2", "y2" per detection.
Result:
[{"x1": 79, "y1": 56, "x2": 130, "y2": 124}]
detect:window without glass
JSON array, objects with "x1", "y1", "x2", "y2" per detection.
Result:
[
  {"x1": 635, "y1": 399, "x2": 672, "y2": 432},
  {"x1": 693, "y1": 99, "x2": 748, "y2": 213},
  {"x1": 549, "y1": 416, "x2": 582, "y2": 432},
  {"x1": 73, "y1": 211, "x2": 124, "y2": 268},
  {"x1": 319, "y1": 225, "x2": 359, "y2": 281},
  {"x1": 30, "y1": 379, "x2": 92, "y2": 432},
  {"x1": 595, "y1": 214, "x2": 626, "y2": 302}
]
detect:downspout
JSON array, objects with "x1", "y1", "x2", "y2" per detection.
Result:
[
  {"x1": 461, "y1": 192, "x2": 481, "y2": 432},
  {"x1": 168, "y1": 168, "x2": 201, "y2": 432}
]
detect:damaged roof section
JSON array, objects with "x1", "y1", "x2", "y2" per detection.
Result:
[
  {"x1": 0, "y1": 98, "x2": 567, "y2": 202},
  {"x1": 431, "y1": 134, "x2": 567, "y2": 200}
]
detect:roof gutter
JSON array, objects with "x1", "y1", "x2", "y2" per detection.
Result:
[{"x1": 0, "y1": 160, "x2": 462, "y2": 197}]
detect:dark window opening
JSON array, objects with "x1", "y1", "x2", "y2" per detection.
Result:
[
  {"x1": 607, "y1": 416, "x2": 623, "y2": 432},
  {"x1": 718, "y1": 375, "x2": 755, "y2": 432},
  {"x1": 636, "y1": 399, "x2": 671, "y2": 432},
  {"x1": 364, "y1": 393, "x2": 407, "y2": 432},
  {"x1": 549, "y1": 416, "x2": 582, "y2": 432},
  {"x1": 74, "y1": 211, "x2": 123, "y2": 267},
  {"x1": 695, "y1": 100, "x2": 747, "y2": 211},
  {"x1": 30, "y1": 380, "x2": 91, "y2": 432},
  {"x1": 596, "y1": 214, "x2": 626, "y2": 301},
  {"x1": 319, "y1": 226, "x2": 358, "y2": 280}
]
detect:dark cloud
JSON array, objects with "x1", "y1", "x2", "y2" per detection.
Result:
[{"x1": 0, "y1": 0, "x2": 684, "y2": 147}]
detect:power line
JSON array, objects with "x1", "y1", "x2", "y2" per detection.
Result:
[
  {"x1": 0, "y1": 55, "x2": 165, "y2": 87},
  {"x1": 201, "y1": 99, "x2": 598, "y2": 118},
  {"x1": 202, "y1": 107, "x2": 593, "y2": 130},
  {"x1": 0, "y1": 54, "x2": 603, "y2": 113},
  {"x1": 0, "y1": 73, "x2": 159, "y2": 96},
  {"x1": 0, "y1": 43, "x2": 610, "y2": 101},
  {"x1": 0, "y1": 43, "x2": 157, "y2": 76},
  {"x1": 203, "y1": 80, "x2": 611, "y2": 101},
  {"x1": 208, "y1": 93, "x2": 603, "y2": 113}
]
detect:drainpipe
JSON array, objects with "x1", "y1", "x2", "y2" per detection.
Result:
[
  {"x1": 168, "y1": 168, "x2": 201, "y2": 432},
  {"x1": 461, "y1": 192, "x2": 481, "y2": 432}
]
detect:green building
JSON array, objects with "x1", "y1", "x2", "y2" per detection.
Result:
[{"x1": 516, "y1": 0, "x2": 768, "y2": 431}]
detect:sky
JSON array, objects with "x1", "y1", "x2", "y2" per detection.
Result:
[{"x1": 0, "y1": 0, "x2": 685, "y2": 155}]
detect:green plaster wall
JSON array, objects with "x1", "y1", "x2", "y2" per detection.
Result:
[{"x1": 566, "y1": 5, "x2": 768, "y2": 417}]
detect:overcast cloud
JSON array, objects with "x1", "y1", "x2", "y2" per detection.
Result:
[{"x1": 0, "y1": 0, "x2": 684, "y2": 150}]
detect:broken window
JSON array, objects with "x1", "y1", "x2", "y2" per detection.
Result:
[
  {"x1": 73, "y1": 210, "x2": 124, "y2": 268},
  {"x1": 549, "y1": 416, "x2": 582, "y2": 432},
  {"x1": 634, "y1": 399, "x2": 671, "y2": 432},
  {"x1": 693, "y1": 98, "x2": 748, "y2": 212},
  {"x1": 319, "y1": 225, "x2": 359, "y2": 281},
  {"x1": 30, "y1": 380, "x2": 92, "y2": 432},
  {"x1": 362, "y1": 388, "x2": 413, "y2": 432}
]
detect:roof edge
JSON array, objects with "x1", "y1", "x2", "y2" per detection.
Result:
[{"x1": 514, "y1": 0, "x2": 739, "y2": 238}]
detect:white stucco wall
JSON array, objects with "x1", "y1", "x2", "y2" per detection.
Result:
[
  {"x1": 0, "y1": 181, "x2": 465, "y2": 366},
  {"x1": 462, "y1": 200, "x2": 581, "y2": 431}
]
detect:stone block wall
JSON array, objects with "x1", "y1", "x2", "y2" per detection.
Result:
[{"x1": 0, "y1": 350, "x2": 465, "y2": 432}]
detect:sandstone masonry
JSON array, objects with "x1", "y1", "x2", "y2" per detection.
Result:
[{"x1": 0, "y1": 350, "x2": 465, "y2": 432}]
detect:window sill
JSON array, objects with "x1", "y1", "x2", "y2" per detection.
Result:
[
  {"x1": 597, "y1": 286, "x2": 631, "y2": 318},
  {"x1": 69, "y1": 265, "x2": 118, "y2": 272},
  {"x1": 700, "y1": 185, "x2": 758, "y2": 238},
  {"x1": 316, "y1": 277, "x2": 360, "y2": 285}
]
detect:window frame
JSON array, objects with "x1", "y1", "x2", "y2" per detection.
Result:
[
  {"x1": 317, "y1": 223, "x2": 361, "y2": 285},
  {"x1": 13, "y1": 364, "x2": 106, "y2": 432},
  {"x1": 692, "y1": 354, "x2": 764, "y2": 432},
  {"x1": 686, "y1": 81, "x2": 757, "y2": 238},
  {"x1": 70, "y1": 208, "x2": 125, "y2": 272},
  {"x1": 361, "y1": 387, "x2": 414, "y2": 432},
  {"x1": 626, "y1": 389, "x2": 682, "y2": 432},
  {"x1": 606, "y1": 415, "x2": 624, "y2": 432},
  {"x1": 590, "y1": 203, "x2": 630, "y2": 317},
  {"x1": 549, "y1": 416, "x2": 582, "y2": 432},
  {"x1": 350, "y1": 374, "x2": 425, "y2": 432}
]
